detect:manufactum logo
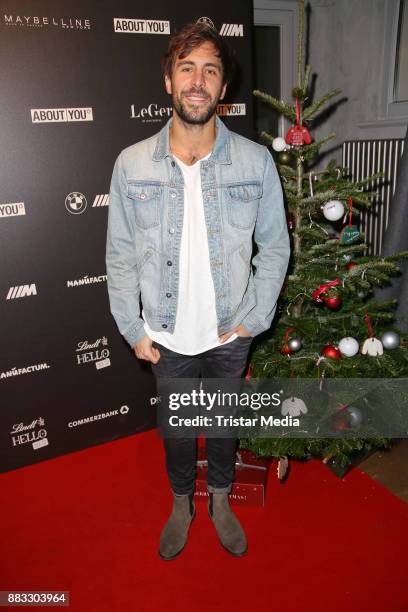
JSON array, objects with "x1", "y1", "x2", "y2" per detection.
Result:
[
  {"x1": 66, "y1": 274, "x2": 107, "y2": 288},
  {"x1": 0, "y1": 202, "x2": 26, "y2": 218},
  {"x1": 65, "y1": 192, "x2": 87, "y2": 214},
  {"x1": 31, "y1": 108, "x2": 93, "y2": 123},
  {"x1": 1, "y1": 362, "x2": 50, "y2": 380},
  {"x1": 6, "y1": 283, "x2": 37, "y2": 300},
  {"x1": 10, "y1": 417, "x2": 49, "y2": 450},
  {"x1": 130, "y1": 103, "x2": 172, "y2": 123},
  {"x1": 93, "y1": 194, "x2": 109, "y2": 207},
  {"x1": 113, "y1": 18, "x2": 170, "y2": 34},
  {"x1": 3, "y1": 14, "x2": 91, "y2": 29},
  {"x1": 197, "y1": 17, "x2": 244, "y2": 37},
  {"x1": 217, "y1": 103, "x2": 246, "y2": 116},
  {"x1": 76, "y1": 336, "x2": 111, "y2": 369}
]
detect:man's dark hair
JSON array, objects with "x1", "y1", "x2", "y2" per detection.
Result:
[{"x1": 163, "y1": 22, "x2": 235, "y2": 86}]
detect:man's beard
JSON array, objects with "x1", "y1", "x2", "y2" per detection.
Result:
[{"x1": 172, "y1": 87, "x2": 221, "y2": 125}]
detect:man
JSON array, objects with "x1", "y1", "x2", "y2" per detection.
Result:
[{"x1": 106, "y1": 22, "x2": 290, "y2": 560}]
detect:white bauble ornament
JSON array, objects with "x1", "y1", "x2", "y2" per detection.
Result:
[
  {"x1": 361, "y1": 337, "x2": 383, "y2": 357},
  {"x1": 322, "y1": 200, "x2": 345, "y2": 222},
  {"x1": 338, "y1": 337, "x2": 359, "y2": 357},
  {"x1": 281, "y1": 397, "x2": 308, "y2": 417},
  {"x1": 272, "y1": 137, "x2": 287, "y2": 152}
]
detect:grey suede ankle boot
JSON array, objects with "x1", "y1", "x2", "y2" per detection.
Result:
[
  {"x1": 208, "y1": 493, "x2": 247, "y2": 556},
  {"x1": 159, "y1": 492, "x2": 196, "y2": 560}
]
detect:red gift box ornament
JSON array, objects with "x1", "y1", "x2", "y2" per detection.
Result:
[{"x1": 285, "y1": 98, "x2": 312, "y2": 146}]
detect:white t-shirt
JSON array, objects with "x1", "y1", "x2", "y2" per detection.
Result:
[{"x1": 143, "y1": 153, "x2": 237, "y2": 355}]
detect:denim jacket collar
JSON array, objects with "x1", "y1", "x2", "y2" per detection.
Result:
[{"x1": 152, "y1": 115, "x2": 231, "y2": 165}]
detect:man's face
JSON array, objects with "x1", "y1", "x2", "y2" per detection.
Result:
[{"x1": 165, "y1": 41, "x2": 227, "y2": 125}]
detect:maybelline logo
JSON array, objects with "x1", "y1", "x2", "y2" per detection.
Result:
[
  {"x1": 4, "y1": 15, "x2": 91, "y2": 30},
  {"x1": 76, "y1": 337, "x2": 111, "y2": 369},
  {"x1": 6, "y1": 283, "x2": 37, "y2": 300},
  {"x1": 130, "y1": 103, "x2": 172, "y2": 123},
  {"x1": 1, "y1": 362, "x2": 50, "y2": 380},
  {"x1": 0, "y1": 202, "x2": 26, "y2": 218},
  {"x1": 31, "y1": 108, "x2": 93, "y2": 123},
  {"x1": 67, "y1": 274, "x2": 107, "y2": 288},
  {"x1": 114, "y1": 18, "x2": 170, "y2": 34},
  {"x1": 217, "y1": 103, "x2": 246, "y2": 116},
  {"x1": 197, "y1": 17, "x2": 244, "y2": 37},
  {"x1": 10, "y1": 417, "x2": 49, "y2": 450},
  {"x1": 68, "y1": 405, "x2": 130, "y2": 428}
]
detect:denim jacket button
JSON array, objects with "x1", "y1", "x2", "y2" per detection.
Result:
[
  {"x1": 167, "y1": 260, "x2": 172, "y2": 266},
  {"x1": 171, "y1": 192, "x2": 176, "y2": 199},
  {"x1": 166, "y1": 292, "x2": 172, "y2": 298},
  {"x1": 162, "y1": 324, "x2": 168, "y2": 329},
  {"x1": 171, "y1": 161, "x2": 175, "y2": 167},
  {"x1": 168, "y1": 228, "x2": 175, "y2": 234}
]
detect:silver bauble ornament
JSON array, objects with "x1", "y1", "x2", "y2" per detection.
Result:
[
  {"x1": 287, "y1": 337, "x2": 302, "y2": 353},
  {"x1": 381, "y1": 331, "x2": 400, "y2": 350},
  {"x1": 272, "y1": 137, "x2": 287, "y2": 152},
  {"x1": 322, "y1": 200, "x2": 345, "y2": 222},
  {"x1": 346, "y1": 406, "x2": 363, "y2": 428},
  {"x1": 338, "y1": 336, "x2": 359, "y2": 357}
]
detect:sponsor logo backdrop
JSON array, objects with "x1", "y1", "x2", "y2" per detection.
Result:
[{"x1": 0, "y1": 0, "x2": 253, "y2": 472}]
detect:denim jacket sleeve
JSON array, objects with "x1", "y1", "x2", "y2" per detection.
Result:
[
  {"x1": 105, "y1": 154, "x2": 146, "y2": 348},
  {"x1": 241, "y1": 147, "x2": 290, "y2": 337}
]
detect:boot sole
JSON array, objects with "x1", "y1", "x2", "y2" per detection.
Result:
[
  {"x1": 208, "y1": 507, "x2": 248, "y2": 557},
  {"x1": 158, "y1": 506, "x2": 196, "y2": 561}
]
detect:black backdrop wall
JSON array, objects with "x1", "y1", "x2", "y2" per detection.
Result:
[{"x1": 0, "y1": 1, "x2": 254, "y2": 472}]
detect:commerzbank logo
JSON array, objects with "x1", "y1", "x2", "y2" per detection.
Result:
[{"x1": 113, "y1": 18, "x2": 170, "y2": 34}]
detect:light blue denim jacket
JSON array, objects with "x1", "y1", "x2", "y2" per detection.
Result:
[{"x1": 106, "y1": 116, "x2": 290, "y2": 348}]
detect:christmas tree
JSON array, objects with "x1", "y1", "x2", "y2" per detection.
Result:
[{"x1": 241, "y1": 0, "x2": 408, "y2": 473}]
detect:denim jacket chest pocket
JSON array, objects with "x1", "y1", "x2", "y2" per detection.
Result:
[
  {"x1": 225, "y1": 181, "x2": 263, "y2": 229},
  {"x1": 127, "y1": 181, "x2": 162, "y2": 229}
]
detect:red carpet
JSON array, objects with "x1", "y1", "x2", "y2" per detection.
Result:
[{"x1": 0, "y1": 430, "x2": 407, "y2": 612}]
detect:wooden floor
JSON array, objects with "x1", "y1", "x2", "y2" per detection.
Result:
[{"x1": 358, "y1": 439, "x2": 408, "y2": 503}]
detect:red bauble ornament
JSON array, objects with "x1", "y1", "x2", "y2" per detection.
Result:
[
  {"x1": 323, "y1": 294, "x2": 342, "y2": 309},
  {"x1": 321, "y1": 344, "x2": 342, "y2": 359},
  {"x1": 280, "y1": 344, "x2": 292, "y2": 356},
  {"x1": 346, "y1": 261, "x2": 358, "y2": 270},
  {"x1": 332, "y1": 414, "x2": 350, "y2": 431}
]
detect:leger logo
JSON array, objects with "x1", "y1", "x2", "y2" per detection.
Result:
[
  {"x1": 113, "y1": 18, "x2": 170, "y2": 34},
  {"x1": 130, "y1": 103, "x2": 172, "y2": 122},
  {"x1": 31, "y1": 108, "x2": 93, "y2": 123},
  {"x1": 7, "y1": 284, "x2": 37, "y2": 299}
]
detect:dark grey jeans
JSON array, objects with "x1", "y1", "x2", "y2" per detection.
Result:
[{"x1": 151, "y1": 336, "x2": 252, "y2": 495}]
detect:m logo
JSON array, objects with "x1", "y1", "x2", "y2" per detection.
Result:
[
  {"x1": 7, "y1": 284, "x2": 37, "y2": 300},
  {"x1": 219, "y1": 23, "x2": 244, "y2": 37},
  {"x1": 92, "y1": 194, "x2": 109, "y2": 207}
]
